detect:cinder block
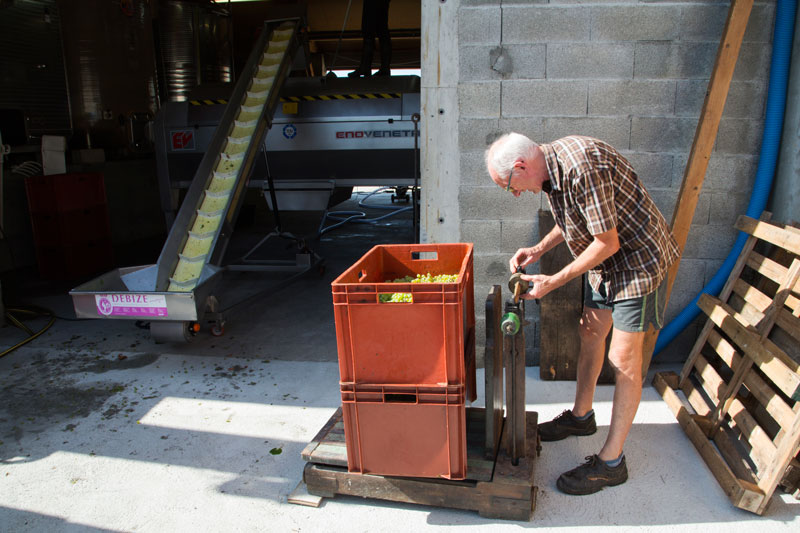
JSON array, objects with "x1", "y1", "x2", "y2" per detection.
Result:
[
  {"x1": 647, "y1": 189, "x2": 711, "y2": 226},
  {"x1": 670, "y1": 153, "x2": 756, "y2": 192},
  {"x1": 459, "y1": 118, "x2": 501, "y2": 152},
  {"x1": 670, "y1": 153, "x2": 689, "y2": 188},
  {"x1": 677, "y1": 80, "x2": 767, "y2": 119},
  {"x1": 620, "y1": 151, "x2": 674, "y2": 189},
  {"x1": 646, "y1": 188, "x2": 676, "y2": 221},
  {"x1": 460, "y1": 150, "x2": 490, "y2": 187},
  {"x1": 543, "y1": 117, "x2": 631, "y2": 150},
  {"x1": 589, "y1": 80, "x2": 675, "y2": 116},
  {"x1": 725, "y1": 82, "x2": 768, "y2": 119},
  {"x1": 459, "y1": 44, "x2": 547, "y2": 82},
  {"x1": 460, "y1": 185, "x2": 542, "y2": 221},
  {"x1": 648, "y1": 188, "x2": 709, "y2": 226},
  {"x1": 679, "y1": 5, "x2": 727, "y2": 41},
  {"x1": 548, "y1": 43, "x2": 633, "y2": 79},
  {"x1": 703, "y1": 154, "x2": 758, "y2": 192},
  {"x1": 656, "y1": 319, "x2": 703, "y2": 363},
  {"x1": 675, "y1": 80, "x2": 707, "y2": 117},
  {"x1": 458, "y1": 7, "x2": 501, "y2": 45},
  {"x1": 630, "y1": 117, "x2": 696, "y2": 152},
  {"x1": 504, "y1": 44, "x2": 547, "y2": 79},
  {"x1": 714, "y1": 118, "x2": 764, "y2": 155},
  {"x1": 709, "y1": 191, "x2": 750, "y2": 226},
  {"x1": 683, "y1": 224, "x2": 737, "y2": 260},
  {"x1": 460, "y1": 45, "x2": 500, "y2": 83},
  {"x1": 458, "y1": 82, "x2": 501, "y2": 118},
  {"x1": 473, "y1": 252, "x2": 514, "y2": 282},
  {"x1": 733, "y1": 43, "x2": 771, "y2": 81},
  {"x1": 744, "y1": 3, "x2": 776, "y2": 43},
  {"x1": 703, "y1": 259, "x2": 725, "y2": 286},
  {"x1": 591, "y1": 5, "x2": 681, "y2": 42},
  {"x1": 461, "y1": 219, "x2": 502, "y2": 254},
  {"x1": 499, "y1": 117, "x2": 545, "y2": 144},
  {"x1": 672, "y1": 258, "x2": 706, "y2": 298},
  {"x1": 503, "y1": 80, "x2": 588, "y2": 117},
  {"x1": 503, "y1": 6, "x2": 591, "y2": 44},
  {"x1": 501, "y1": 220, "x2": 541, "y2": 254},
  {"x1": 634, "y1": 42, "x2": 716, "y2": 79}
]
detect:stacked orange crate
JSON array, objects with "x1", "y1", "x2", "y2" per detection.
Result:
[
  {"x1": 25, "y1": 173, "x2": 114, "y2": 279},
  {"x1": 331, "y1": 243, "x2": 476, "y2": 479}
]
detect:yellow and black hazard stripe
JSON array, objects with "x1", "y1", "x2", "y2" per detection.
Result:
[
  {"x1": 280, "y1": 93, "x2": 401, "y2": 102},
  {"x1": 189, "y1": 99, "x2": 228, "y2": 106},
  {"x1": 188, "y1": 93, "x2": 401, "y2": 106}
]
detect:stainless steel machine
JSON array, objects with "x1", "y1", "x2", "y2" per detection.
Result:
[
  {"x1": 155, "y1": 74, "x2": 421, "y2": 228},
  {"x1": 69, "y1": 18, "x2": 421, "y2": 343}
]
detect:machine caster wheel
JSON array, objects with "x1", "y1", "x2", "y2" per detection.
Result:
[
  {"x1": 211, "y1": 323, "x2": 225, "y2": 337},
  {"x1": 150, "y1": 321, "x2": 193, "y2": 343}
]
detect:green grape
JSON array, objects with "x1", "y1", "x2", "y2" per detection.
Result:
[{"x1": 378, "y1": 272, "x2": 457, "y2": 302}]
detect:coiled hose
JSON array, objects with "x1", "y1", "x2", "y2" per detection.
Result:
[{"x1": 1, "y1": 306, "x2": 56, "y2": 358}]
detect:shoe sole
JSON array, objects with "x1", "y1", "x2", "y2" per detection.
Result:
[
  {"x1": 539, "y1": 426, "x2": 597, "y2": 442},
  {"x1": 556, "y1": 475, "x2": 627, "y2": 495}
]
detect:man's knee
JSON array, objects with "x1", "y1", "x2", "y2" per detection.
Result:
[
  {"x1": 607, "y1": 330, "x2": 645, "y2": 379},
  {"x1": 578, "y1": 309, "x2": 612, "y2": 345}
]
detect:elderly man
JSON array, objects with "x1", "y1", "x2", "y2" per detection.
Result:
[{"x1": 485, "y1": 133, "x2": 680, "y2": 495}]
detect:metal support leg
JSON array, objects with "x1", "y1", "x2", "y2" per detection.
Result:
[
  {"x1": 484, "y1": 285, "x2": 504, "y2": 460},
  {"x1": 503, "y1": 300, "x2": 526, "y2": 465}
]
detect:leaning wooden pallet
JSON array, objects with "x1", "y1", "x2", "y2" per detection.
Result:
[{"x1": 654, "y1": 214, "x2": 800, "y2": 515}]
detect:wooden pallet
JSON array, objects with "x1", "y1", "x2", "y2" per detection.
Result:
[
  {"x1": 654, "y1": 214, "x2": 800, "y2": 514},
  {"x1": 299, "y1": 406, "x2": 539, "y2": 521}
]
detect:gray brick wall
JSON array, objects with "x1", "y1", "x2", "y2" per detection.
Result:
[{"x1": 454, "y1": 0, "x2": 775, "y2": 364}]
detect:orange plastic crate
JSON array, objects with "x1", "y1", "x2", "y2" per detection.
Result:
[
  {"x1": 331, "y1": 243, "x2": 476, "y2": 389},
  {"x1": 341, "y1": 384, "x2": 467, "y2": 479}
]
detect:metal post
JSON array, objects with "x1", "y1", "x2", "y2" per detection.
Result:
[{"x1": 411, "y1": 112, "x2": 420, "y2": 243}]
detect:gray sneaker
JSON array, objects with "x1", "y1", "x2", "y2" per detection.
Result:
[{"x1": 539, "y1": 409, "x2": 597, "y2": 441}]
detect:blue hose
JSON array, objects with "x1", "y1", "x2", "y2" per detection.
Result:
[{"x1": 655, "y1": 0, "x2": 798, "y2": 354}]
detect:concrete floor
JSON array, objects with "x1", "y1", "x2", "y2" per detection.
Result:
[{"x1": 1, "y1": 191, "x2": 798, "y2": 531}]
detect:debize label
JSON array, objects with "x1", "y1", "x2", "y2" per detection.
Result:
[{"x1": 96, "y1": 294, "x2": 168, "y2": 318}]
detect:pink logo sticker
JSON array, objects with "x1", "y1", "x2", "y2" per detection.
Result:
[{"x1": 95, "y1": 294, "x2": 168, "y2": 318}]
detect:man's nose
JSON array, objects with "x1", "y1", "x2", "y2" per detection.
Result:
[{"x1": 512, "y1": 190, "x2": 521, "y2": 198}]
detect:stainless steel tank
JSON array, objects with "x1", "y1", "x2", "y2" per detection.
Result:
[{"x1": 156, "y1": 1, "x2": 233, "y2": 103}]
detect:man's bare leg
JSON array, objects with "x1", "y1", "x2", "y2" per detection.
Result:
[
  {"x1": 573, "y1": 307, "x2": 613, "y2": 417},
  {"x1": 598, "y1": 328, "x2": 645, "y2": 461}
]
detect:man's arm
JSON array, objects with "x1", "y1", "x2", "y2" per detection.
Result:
[
  {"x1": 509, "y1": 224, "x2": 565, "y2": 273},
  {"x1": 521, "y1": 227, "x2": 620, "y2": 299}
]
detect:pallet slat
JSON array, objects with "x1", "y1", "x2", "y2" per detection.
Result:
[
  {"x1": 662, "y1": 213, "x2": 800, "y2": 515},
  {"x1": 698, "y1": 294, "x2": 800, "y2": 401},
  {"x1": 654, "y1": 372, "x2": 765, "y2": 513},
  {"x1": 735, "y1": 216, "x2": 800, "y2": 256}
]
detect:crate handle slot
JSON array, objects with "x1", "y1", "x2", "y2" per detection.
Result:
[
  {"x1": 412, "y1": 251, "x2": 437, "y2": 261},
  {"x1": 384, "y1": 393, "x2": 417, "y2": 404},
  {"x1": 358, "y1": 269, "x2": 368, "y2": 281}
]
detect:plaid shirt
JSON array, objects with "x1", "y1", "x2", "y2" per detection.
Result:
[{"x1": 541, "y1": 136, "x2": 680, "y2": 302}]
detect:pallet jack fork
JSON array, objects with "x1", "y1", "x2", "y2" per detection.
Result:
[{"x1": 293, "y1": 281, "x2": 541, "y2": 521}]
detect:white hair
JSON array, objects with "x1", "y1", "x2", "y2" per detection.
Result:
[{"x1": 485, "y1": 132, "x2": 537, "y2": 178}]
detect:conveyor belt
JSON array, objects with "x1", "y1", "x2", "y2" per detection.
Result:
[{"x1": 159, "y1": 19, "x2": 300, "y2": 293}]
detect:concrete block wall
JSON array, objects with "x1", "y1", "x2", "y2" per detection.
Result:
[{"x1": 453, "y1": 0, "x2": 776, "y2": 363}]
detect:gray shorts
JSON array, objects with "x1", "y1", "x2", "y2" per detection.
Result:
[{"x1": 584, "y1": 276, "x2": 668, "y2": 333}]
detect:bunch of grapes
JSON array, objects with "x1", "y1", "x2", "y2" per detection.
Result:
[{"x1": 378, "y1": 273, "x2": 458, "y2": 303}]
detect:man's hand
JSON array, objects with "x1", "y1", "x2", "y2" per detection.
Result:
[
  {"x1": 518, "y1": 273, "x2": 557, "y2": 299},
  {"x1": 509, "y1": 247, "x2": 542, "y2": 273},
  {"x1": 509, "y1": 225, "x2": 565, "y2": 273}
]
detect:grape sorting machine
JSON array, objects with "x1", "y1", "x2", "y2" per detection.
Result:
[{"x1": 69, "y1": 19, "x2": 307, "y2": 342}]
